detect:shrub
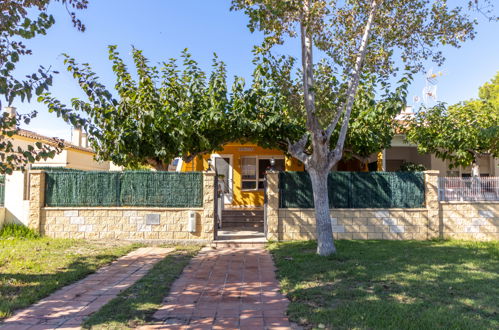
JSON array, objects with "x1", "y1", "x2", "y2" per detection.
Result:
[{"x1": 0, "y1": 224, "x2": 40, "y2": 239}]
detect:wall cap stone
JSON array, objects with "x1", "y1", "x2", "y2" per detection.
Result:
[
  {"x1": 279, "y1": 208, "x2": 428, "y2": 211},
  {"x1": 43, "y1": 207, "x2": 204, "y2": 211},
  {"x1": 439, "y1": 201, "x2": 499, "y2": 205}
]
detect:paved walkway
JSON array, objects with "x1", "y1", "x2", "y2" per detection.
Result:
[
  {"x1": 146, "y1": 247, "x2": 292, "y2": 330},
  {"x1": 1, "y1": 247, "x2": 173, "y2": 330}
]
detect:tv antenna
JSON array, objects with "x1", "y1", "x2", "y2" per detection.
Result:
[{"x1": 421, "y1": 68, "x2": 444, "y2": 105}]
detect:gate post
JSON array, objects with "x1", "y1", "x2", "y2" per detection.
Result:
[
  {"x1": 265, "y1": 171, "x2": 280, "y2": 241},
  {"x1": 424, "y1": 170, "x2": 441, "y2": 239},
  {"x1": 202, "y1": 170, "x2": 216, "y2": 241},
  {"x1": 28, "y1": 170, "x2": 45, "y2": 233}
]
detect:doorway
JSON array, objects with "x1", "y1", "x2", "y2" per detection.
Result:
[{"x1": 211, "y1": 154, "x2": 233, "y2": 204}]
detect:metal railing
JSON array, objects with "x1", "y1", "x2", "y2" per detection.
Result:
[{"x1": 438, "y1": 176, "x2": 499, "y2": 201}]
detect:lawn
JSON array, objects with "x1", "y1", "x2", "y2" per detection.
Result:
[
  {"x1": 83, "y1": 245, "x2": 201, "y2": 329},
  {"x1": 0, "y1": 235, "x2": 139, "y2": 319},
  {"x1": 269, "y1": 240, "x2": 499, "y2": 330}
]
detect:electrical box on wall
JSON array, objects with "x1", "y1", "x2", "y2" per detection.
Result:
[{"x1": 187, "y1": 211, "x2": 197, "y2": 233}]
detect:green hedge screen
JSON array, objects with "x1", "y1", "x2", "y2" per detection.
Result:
[
  {"x1": 279, "y1": 171, "x2": 425, "y2": 208},
  {"x1": 45, "y1": 171, "x2": 203, "y2": 207}
]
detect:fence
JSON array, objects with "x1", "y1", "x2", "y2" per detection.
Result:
[
  {"x1": 0, "y1": 175, "x2": 4, "y2": 206},
  {"x1": 279, "y1": 171, "x2": 425, "y2": 208},
  {"x1": 45, "y1": 171, "x2": 203, "y2": 207},
  {"x1": 438, "y1": 176, "x2": 499, "y2": 201}
]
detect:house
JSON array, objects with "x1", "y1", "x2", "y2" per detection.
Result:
[
  {"x1": 1, "y1": 106, "x2": 110, "y2": 225},
  {"x1": 178, "y1": 142, "x2": 304, "y2": 208}
]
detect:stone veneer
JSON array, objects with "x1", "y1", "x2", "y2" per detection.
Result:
[
  {"x1": 277, "y1": 208, "x2": 429, "y2": 240},
  {"x1": 41, "y1": 208, "x2": 209, "y2": 240},
  {"x1": 440, "y1": 202, "x2": 499, "y2": 241}
]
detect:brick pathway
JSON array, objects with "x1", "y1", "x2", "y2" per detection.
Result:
[
  {"x1": 1, "y1": 247, "x2": 173, "y2": 330},
  {"x1": 146, "y1": 247, "x2": 292, "y2": 330}
]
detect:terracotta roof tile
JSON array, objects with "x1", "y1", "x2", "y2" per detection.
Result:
[{"x1": 16, "y1": 129, "x2": 94, "y2": 153}]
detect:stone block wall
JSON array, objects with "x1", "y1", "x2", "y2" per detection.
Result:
[
  {"x1": 277, "y1": 208, "x2": 429, "y2": 240},
  {"x1": 440, "y1": 202, "x2": 499, "y2": 241},
  {"x1": 40, "y1": 208, "x2": 209, "y2": 241}
]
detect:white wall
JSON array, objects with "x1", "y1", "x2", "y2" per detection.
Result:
[{"x1": 4, "y1": 171, "x2": 30, "y2": 225}]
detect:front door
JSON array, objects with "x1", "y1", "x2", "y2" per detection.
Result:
[{"x1": 212, "y1": 155, "x2": 233, "y2": 204}]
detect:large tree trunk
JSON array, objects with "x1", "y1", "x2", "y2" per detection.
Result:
[{"x1": 309, "y1": 167, "x2": 336, "y2": 255}]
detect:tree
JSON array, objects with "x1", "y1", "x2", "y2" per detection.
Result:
[
  {"x1": 406, "y1": 72, "x2": 499, "y2": 173},
  {"x1": 41, "y1": 46, "x2": 301, "y2": 170},
  {"x1": 231, "y1": 0, "x2": 496, "y2": 255},
  {"x1": 0, "y1": 0, "x2": 88, "y2": 173}
]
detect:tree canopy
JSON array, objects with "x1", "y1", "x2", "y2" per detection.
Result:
[
  {"x1": 231, "y1": 0, "x2": 496, "y2": 255},
  {"x1": 406, "y1": 72, "x2": 499, "y2": 169},
  {"x1": 41, "y1": 46, "x2": 303, "y2": 170},
  {"x1": 0, "y1": 0, "x2": 88, "y2": 173}
]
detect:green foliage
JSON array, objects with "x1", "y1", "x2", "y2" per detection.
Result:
[
  {"x1": 0, "y1": 224, "x2": 40, "y2": 239},
  {"x1": 406, "y1": 72, "x2": 499, "y2": 168},
  {"x1": 254, "y1": 53, "x2": 412, "y2": 160},
  {"x1": 231, "y1": 1, "x2": 492, "y2": 77},
  {"x1": 279, "y1": 171, "x2": 424, "y2": 208},
  {"x1": 399, "y1": 161, "x2": 426, "y2": 172},
  {"x1": 41, "y1": 47, "x2": 302, "y2": 169},
  {"x1": 0, "y1": 0, "x2": 88, "y2": 174}
]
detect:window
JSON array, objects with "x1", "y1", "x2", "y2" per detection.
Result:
[
  {"x1": 241, "y1": 156, "x2": 285, "y2": 190},
  {"x1": 241, "y1": 157, "x2": 257, "y2": 189}
]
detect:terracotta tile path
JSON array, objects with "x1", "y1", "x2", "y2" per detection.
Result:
[
  {"x1": 1, "y1": 247, "x2": 173, "y2": 330},
  {"x1": 144, "y1": 247, "x2": 293, "y2": 330}
]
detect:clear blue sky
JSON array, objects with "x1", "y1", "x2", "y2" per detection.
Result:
[{"x1": 12, "y1": 0, "x2": 499, "y2": 141}]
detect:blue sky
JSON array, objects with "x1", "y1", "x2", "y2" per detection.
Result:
[{"x1": 12, "y1": 0, "x2": 499, "y2": 141}]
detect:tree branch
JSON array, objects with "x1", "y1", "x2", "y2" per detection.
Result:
[
  {"x1": 300, "y1": 0, "x2": 320, "y2": 133},
  {"x1": 328, "y1": 0, "x2": 380, "y2": 167},
  {"x1": 288, "y1": 134, "x2": 310, "y2": 166}
]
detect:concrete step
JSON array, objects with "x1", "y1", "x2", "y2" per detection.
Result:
[
  {"x1": 222, "y1": 217, "x2": 264, "y2": 222},
  {"x1": 222, "y1": 213, "x2": 264, "y2": 218},
  {"x1": 222, "y1": 222, "x2": 263, "y2": 228}
]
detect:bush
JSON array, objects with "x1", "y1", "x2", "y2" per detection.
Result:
[
  {"x1": 399, "y1": 161, "x2": 426, "y2": 172},
  {"x1": 0, "y1": 224, "x2": 40, "y2": 239}
]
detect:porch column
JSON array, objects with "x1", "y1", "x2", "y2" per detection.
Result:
[
  {"x1": 266, "y1": 171, "x2": 280, "y2": 241},
  {"x1": 28, "y1": 170, "x2": 45, "y2": 233},
  {"x1": 424, "y1": 170, "x2": 440, "y2": 239}
]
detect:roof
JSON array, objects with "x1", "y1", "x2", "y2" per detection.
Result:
[{"x1": 15, "y1": 129, "x2": 95, "y2": 153}]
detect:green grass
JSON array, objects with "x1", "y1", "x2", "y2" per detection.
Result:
[
  {"x1": 0, "y1": 223, "x2": 40, "y2": 239},
  {"x1": 268, "y1": 240, "x2": 499, "y2": 330},
  {"x1": 83, "y1": 245, "x2": 201, "y2": 329},
  {"x1": 0, "y1": 236, "x2": 140, "y2": 319}
]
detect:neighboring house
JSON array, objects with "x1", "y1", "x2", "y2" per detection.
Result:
[{"x1": 1, "y1": 107, "x2": 110, "y2": 225}]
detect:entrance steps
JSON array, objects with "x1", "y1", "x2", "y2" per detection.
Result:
[
  {"x1": 221, "y1": 209, "x2": 264, "y2": 229},
  {"x1": 212, "y1": 229, "x2": 267, "y2": 248}
]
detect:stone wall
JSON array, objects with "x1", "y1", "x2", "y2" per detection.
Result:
[
  {"x1": 277, "y1": 208, "x2": 429, "y2": 240},
  {"x1": 269, "y1": 170, "x2": 498, "y2": 242},
  {"x1": 29, "y1": 170, "x2": 216, "y2": 242},
  {"x1": 41, "y1": 207, "x2": 209, "y2": 241},
  {"x1": 440, "y1": 202, "x2": 499, "y2": 241}
]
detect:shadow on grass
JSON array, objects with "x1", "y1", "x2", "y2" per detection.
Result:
[
  {"x1": 82, "y1": 246, "x2": 200, "y2": 329},
  {"x1": 0, "y1": 250, "x2": 134, "y2": 320},
  {"x1": 269, "y1": 240, "x2": 499, "y2": 329}
]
